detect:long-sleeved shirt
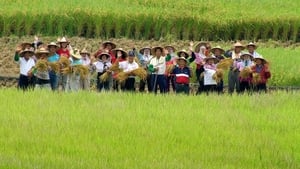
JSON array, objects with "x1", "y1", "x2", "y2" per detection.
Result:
[
  {"x1": 15, "y1": 57, "x2": 35, "y2": 76},
  {"x1": 251, "y1": 64, "x2": 271, "y2": 84},
  {"x1": 203, "y1": 63, "x2": 217, "y2": 85},
  {"x1": 149, "y1": 56, "x2": 166, "y2": 75},
  {"x1": 171, "y1": 66, "x2": 191, "y2": 84},
  {"x1": 93, "y1": 61, "x2": 112, "y2": 73}
]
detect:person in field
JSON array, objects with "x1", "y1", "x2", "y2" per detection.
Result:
[
  {"x1": 203, "y1": 56, "x2": 218, "y2": 94},
  {"x1": 93, "y1": 53, "x2": 112, "y2": 92},
  {"x1": 137, "y1": 47, "x2": 152, "y2": 92},
  {"x1": 236, "y1": 53, "x2": 254, "y2": 93},
  {"x1": 66, "y1": 49, "x2": 83, "y2": 92},
  {"x1": 164, "y1": 45, "x2": 177, "y2": 92},
  {"x1": 112, "y1": 48, "x2": 128, "y2": 91},
  {"x1": 246, "y1": 42, "x2": 261, "y2": 58},
  {"x1": 211, "y1": 46, "x2": 226, "y2": 93},
  {"x1": 149, "y1": 46, "x2": 168, "y2": 94},
  {"x1": 79, "y1": 48, "x2": 92, "y2": 91},
  {"x1": 47, "y1": 42, "x2": 60, "y2": 91},
  {"x1": 57, "y1": 37, "x2": 71, "y2": 91},
  {"x1": 34, "y1": 47, "x2": 51, "y2": 89},
  {"x1": 118, "y1": 51, "x2": 139, "y2": 91},
  {"x1": 14, "y1": 47, "x2": 36, "y2": 90},
  {"x1": 93, "y1": 41, "x2": 117, "y2": 64},
  {"x1": 171, "y1": 57, "x2": 191, "y2": 95},
  {"x1": 251, "y1": 56, "x2": 271, "y2": 93},
  {"x1": 228, "y1": 42, "x2": 245, "y2": 94}
]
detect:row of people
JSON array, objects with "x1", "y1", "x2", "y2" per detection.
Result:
[{"x1": 14, "y1": 37, "x2": 271, "y2": 94}]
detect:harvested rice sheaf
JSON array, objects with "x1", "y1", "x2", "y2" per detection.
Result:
[
  {"x1": 252, "y1": 72, "x2": 261, "y2": 84},
  {"x1": 35, "y1": 59, "x2": 49, "y2": 72},
  {"x1": 73, "y1": 65, "x2": 89, "y2": 79},
  {"x1": 217, "y1": 58, "x2": 233, "y2": 70},
  {"x1": 166, "y1": 64, "x2": 175, "y2": 74},
  {"x1": 116, "y1": 71, "x2": 129, "y2": 83},
  {"x1": 240, "y1": 67, "x2": 252, "y2": 78},
  {"x1": 212, "y1": 69, "x2": 224, "y2": 83},
  {"x1": 48, "y1": 62, "x2": 60, "y2": 73},
  {"x1": 132, "y1": 67, "x2": 147, "y2": 80}
]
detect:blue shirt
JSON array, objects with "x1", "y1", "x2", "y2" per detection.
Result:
[{"x1": 48, "y1": 53, "x2": 60, "y2": 63}]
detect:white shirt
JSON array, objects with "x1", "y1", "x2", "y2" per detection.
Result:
[
  {"x1": 149, "y1": 56, "x2": 166, "y2": 75},
  {"x1": 81, "y1": 57, "x2": 91, "y2": 66},
  {"x1": 17, "y1": 57, "x2": 35, "y2": 76},
  {"x1": 94, "y1": 61, "x2": 112, "y2": 73},
  {"x1": 204, "y1": 68, "x2": 217, "y2": 85},
  {"x1": 119, "y1": 61, "x2": 139, "y2": 72}
]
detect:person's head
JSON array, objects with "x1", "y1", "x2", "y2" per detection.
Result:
[
  {"x1": 241, "y1": 53, "x2": 252, "y2": 61},
  {"x1": 144, "y1": 48, "x2": 150, "y2": 55},
  {"x1": 255, "y1": 58, "x2": 263, "y2": 65},
  {"x1": 102, "y1": 41, "x2": 116, "y2": 51},
  {"x1": 47, "y1": 42, "x2": 59, "y2": 54},
  {"x1": 154, "y1": 47, "x2": 163, "y2": 57},
  {"x1": 247, "y1": 43, "x2": 257, "y2": 53},
  {"x1": 165, "y1": 46, "x2": 175, "y2": 54},
  {"x1": 35, "y1": 47, "x2": 49, "y2": 60},
  {"x1": 207, "y1": 58, "x2": 214, "y2": 65},
  {"x1": 60, "y1": 42, "x2": 68, "y2": 49},
  {"x1": 233, "y1": 42, "x2": 245, "y2": 53},
  {"x1": 128, "y1": 51, "x2": 135, "y2": 63},
  {"x1": 23, "y1": 51, "x2": 33, "y2": 60},
  {"x1": 80, "y1": 49, "x2": 90, "y2": 59},
  {"x1": 23, "y1": 43, "x2": 32, "y2": 49},
  {"x1": 211, "y1": 46, "x2": 225, "y2": 56},
  {"x1": 99, "y1": 53, "x2": 109, "y2": 62},
  {"x1": 178, "y1": 57, "x2": 187, "y2": 67}
]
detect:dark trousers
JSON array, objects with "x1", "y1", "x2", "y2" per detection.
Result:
[
  {"x1": 228, "y1": 70, "x2": 240, "y2": 94},
  {"x1": 253, "y1": 83, "x2": 267, "y2": 93},
  {"x1": 150, "y1": 74, "x2": 166, "y2": 94},
  {"x1": 196, "y1": 67, "x2": 205, "y2": 94},
  {"x1": 97, "y1": 72, "x2": 109, "y2": 92},
  {"x1": 49, "y1": 70, "x2": 58, "y2": 91},
  {"x1": 204, "y1": 85, "x2": 217, "y2": 95},
  {"x1": 175, "y1": 83, "x2": 189, "y2": 95},
  {"x1": 240, "y1": 81, "x2": 251, "y2": 93},
  {"x1": 123, "y1": 77, "x2": 135, "y2": 91},
  {"x1": 166, "y1": 75, "x2": 176, "y2": 92},
  {"x1": 18, "y1": 74, "x2": 35, "y2": 91},
  {"x1": 216, "y1": 79, "x2": 224, "y2": 94},
  {"x1": 139, "y1": 74, "x2": 151, "y2": 92},
  {"x1": 113, "y1": 79, "x2": 120, "y2": 91}
]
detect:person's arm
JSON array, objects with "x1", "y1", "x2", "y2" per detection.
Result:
[
  {"x1": 14, "y1": 52, "x2": 20, "y2": 62},
  {"x1": 188, "y1": 52, "x2": 196, "y2": 64}
]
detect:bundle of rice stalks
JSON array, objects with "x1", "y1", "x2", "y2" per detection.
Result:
[
  {"x1": 132, "y1": 67, "x2": 147, "y2": 80},
  {"x1": 212, "y1": 69, "x2": 224, "y2": 83},
  {"x1": 116, "y1": 71, "x2": 129, "y2": 83},
  {"x1": 217, "y1": 58, "x2": 233, "y2": 70},
  {"x1": 239, "y1": 67, "x2": 252, "y2": 78},
  {"x1": 252, "y1": 73, "x2": 261, "y2": 85},
  {"x1": 72, "y1": 65, "x2": 89, "y2": 79},
  {"x1": 166, "y1": 64, "x2": 175, "y2": 74},
  {"x1": 48, "y1": 62, "x2": 60, "y2": 73},
  {"x1": 35, "y1": 59, "x2": 49, "y2": 72},
  {"x1": 99, "y1": 72, "x2": 111, "y2": 82},
  {"x1": 58, "y1": 56, "x2": 71, "y2": 68},
  {"x1": 110, "y1": 62, "x2": 121, "y2": 72},
  {"x1": 61, "y1": 67, "x2": 72, "y2": 75}
]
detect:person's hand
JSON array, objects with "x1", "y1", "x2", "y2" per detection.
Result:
[
  {"x1": 164, "y1": 49, "x2": 169, "y2": 55},
  {"x1": 16, "y1": 45, "x2": 22, "y2": 53},
  {"x1": 189, "y1": 41, "x2": 194, "y2": 51},
  {"x1": 265, "y1": 66, "x2": 270, "y2": 72}
]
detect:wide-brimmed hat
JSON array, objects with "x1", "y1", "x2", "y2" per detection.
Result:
[
  {"x1": 20, "y1": 47, "x2": 35, "y2": 57},
  {"x1": 211, "y1": 46, "x2": 225, "y2": 54},
  {"x1": 240, "y1": 53, "x2": 254, "y2": 59},
  {"x1": 47, "y1": 42, "x2": 59, "y2": 48},
  {"x1": 112, "y1": 48, "x2": 127, "y2": 57},
  {"x1": 101, "y1": 41, "x2": 116, "y2": 49},
  {"x1": 35, "y1": 47, "x2": 50, "y2": 58},
  {"x1": 246, "y1": 42, "x2": 258, "y2": 49},
  {"x1": 204, "y1": 55, "x2": 218, "y2": 63},
  {"x1": 58, "y1": 37, "x2": 70, "y2": 44},
  {"x1": 253, "y1": 55, "x2": 268, "y2": 64},
  {"x1": 233, "y1": 42, "x2": 245, "y2": 50},
  {"x1": 177, "y1": 56, "x2": 187, "y2": 63},
  {"x1": 177, "y1": 50, "x2": 189, "y2": 59},
  {"x1": 80, "y1": 48, "x2": 90, "y2": 56},
  {"x1": 151, "y1": 46, "x2": 164, "y2": 56},
  {"x1": 139, "y1": 47, "x2": 151, "y2": 54},
  {"x1": 70, "y1": 49, "x2": 82, "y2": 59},
  {"x1": 97, "y1": 53, "x2": 110, "y2": 60},
  {"x1": 164, "y1": 45, "x2": 176, "y2": 52},
  {"x1": 195, "y1": 41, "x2": 209, "y2": 53}
]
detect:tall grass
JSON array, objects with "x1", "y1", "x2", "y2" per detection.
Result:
[
  {"x1": 0, "y1": 0, "x2": 299, "y2": 41},
  {"x1": 0, "y1": 89, "x2": 299, "y2": 169}
]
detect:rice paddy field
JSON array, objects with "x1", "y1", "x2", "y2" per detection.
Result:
[
  {"x1": 0, "y1": 0, "x2": 300, "y2": 41},
  {"x1": 0, "y1": 89, "x2": 299, "y2": 169}
]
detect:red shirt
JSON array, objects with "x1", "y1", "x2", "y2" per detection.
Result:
[{"x1": 57, "y1": 48, "x2": 70, "y2": 58}]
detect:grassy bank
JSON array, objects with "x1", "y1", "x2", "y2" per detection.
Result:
[{"x1": 0, "y1": 89, "x2": 299, "y2": 169}]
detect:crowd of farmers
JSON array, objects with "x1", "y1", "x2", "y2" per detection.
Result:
[{"x1": 14, "y1": 37, "x2": 271, "y2": 94}]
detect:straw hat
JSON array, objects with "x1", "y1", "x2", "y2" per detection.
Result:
[
  {"x1": 97, "y1": 53, "x2": 110, "y2": 60},
  {"x1": 240, "y1": 53, "x2": 253, "y2": 60},
  {"x1": 177, "y1": 50, "x2": 189, "y2": 59},
  {"x1": 21, "y1": 42, "x2": 32, "y2": 48},
  {"x1": 80, "y1": 48, "x2": 90, "y2": 56},
  {"x1": 58, "y1": 37, "x2": 69, "y2": 44},
  {"x1": 112, "y1": 48, "x2": 127, "y2": 57},
  {"x1": 151, "y1": 46, "x2": 164, "y2": 56},
  {"x1": 177, "y1": 56, "x2": 187, "y2": 63},
  {"x1": 47, "y1": 42, "x2": 59, "y2": 48},
  {"x1": 35, "y1": 47, "x2": 50, "y2": 58},
  {"x1": 246, "y1": 42, "x2": 258, "y2": 49},
  {"x1": 204, "y1": 55, "x2": 218, "y2": 63},
  {"x1": 70, "y1": 49, "x2": 82, "y2": 59},
  {"x1": 211, "y1": 46, "x2": 225, "y2": 54},
  {"x1": 253, "y1": 55, "x2": 268, "y2": 64},
  {"x1": 164, "y1": 45, "x2": 176, "y2": 52},
  {"x1": 101, "y1": 41, "x2": 116, "y2": 49},
  {"x1": 20, "y1": 47, "x2": 35, "y2": 57},
  {"x1": 233, "y1": 42, "x2": 245, "y2": 50},
  {"x1": 139, "y1": 47, "x2": 151, "y2": 54},
  {"x1": 195, "y1": 41, "x2": 208, "y2": 53}
]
